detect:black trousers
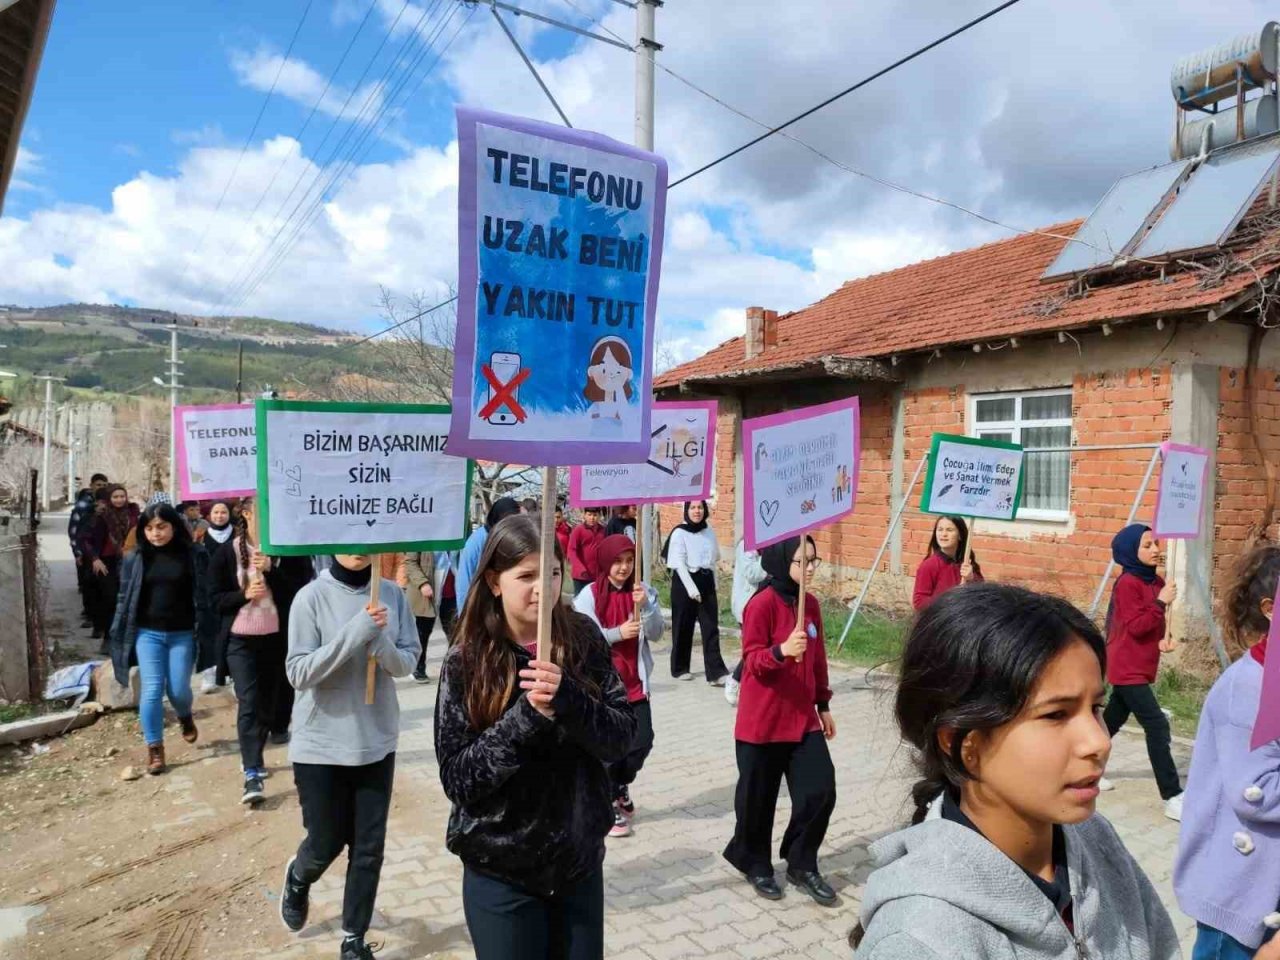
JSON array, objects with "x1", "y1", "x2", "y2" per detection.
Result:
[
  {"x1": 670, "y1": 569, "x2": 728, "y2": 681},
  {"x1": 723, "y1": 732, "x2": 836, "y2": 878},
  {"x1": 91, "y1": 556, "x2": 120, "y2": 637},
  {"x1": 414, "y1": 616, "x2": 436, "y2": 676},
  {"x1": 1104, "y1": 683, "x2": 1182, "y2": 800},
  {"x1": 610, "y1": 699, "x2": 653, "y2": 791},
  {"x1": 75, "y1": 557, "x2": 92, "y2": 617},
  {"x1": 225, "y1": 632, "x2": 286, "y2": 770},
  {"x1": 438, "y1": 596, "x2": 458, "y2": 638},
  {"x1": 463, "y1": 865, "x2": 604, "y2": 960},
  {"x1": 293, "y1": 754, "x2": 395, "y2": 938}
]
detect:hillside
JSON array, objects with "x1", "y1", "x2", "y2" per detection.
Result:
[{"x1": 0, "y1": 303, "x2": 397, "y2": 402}]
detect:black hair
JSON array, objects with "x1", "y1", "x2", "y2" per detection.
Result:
[
  {"x1": 926, "y1": 515, "x2": 981, "y2": 576},
  {"x1": 136, "y1": 503, "x2": 193, "y2": 557},
  {"x1": 896, "y1": 582, "x2": 1104, "y2": 825},
  {"x1": 849, "y1": 584, "x2": 1105, "y2": 951},
  {"x1": 90, "y1": 473, "x2": 109, "y2": 484}
]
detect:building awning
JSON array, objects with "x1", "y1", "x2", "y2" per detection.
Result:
[
  {"x1": 0, "y1": 0, "x2": 56, "y2": 217},
  {"x1": 660, "y1": 354, "x2": 899, "y2": 395}
]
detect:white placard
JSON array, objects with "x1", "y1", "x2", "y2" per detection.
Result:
[
  {"x1": 257, "y1": 401, "x2": 471, "y2": 555},
  {"x1": 175, "y1": 404, "x2": 257, "y2": 500},
  {"x1": 1152, "y1": 442, "x2": 1210, "y2": 540},
  {"x1": 922, "y1": 435, "x2": 1025, "y2": 521}
]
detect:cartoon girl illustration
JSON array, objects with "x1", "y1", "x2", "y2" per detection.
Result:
[{"x1": 583, "y1": 336, "x2": 635, "y2": 420}]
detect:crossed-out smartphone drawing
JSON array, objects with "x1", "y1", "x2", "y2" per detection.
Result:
[{"x1": 487, "y1": 351, "x2": 521, "y2": 425}]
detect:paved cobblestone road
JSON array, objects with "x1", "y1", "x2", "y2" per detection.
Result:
[{"x1": 242, "y1": 626, "x2": 1194, "y2": 960}]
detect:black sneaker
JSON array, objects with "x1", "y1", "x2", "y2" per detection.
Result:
[
  {"x1": 617, "y1": 784, "x2": 634, "y2": 816},
  {"x1": 340, "y1": 936, "x2": 381, "y2": 959},
  {"x1": 412, "y1": 668, "x2": 431, "y2": 684},
  {"x1": 269, "y1": 730, "x2": 291, "y2": 745},
  {"x1": 241, "y1": 773, "x2": 265, "y2": 805},
  {"x1": 280, "y1": 857, "x2": 309, "y2": 933}
]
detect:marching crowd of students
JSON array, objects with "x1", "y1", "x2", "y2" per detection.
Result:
[{"x1": 65, "y1": 478, "x2": 1280, "y2": 959}]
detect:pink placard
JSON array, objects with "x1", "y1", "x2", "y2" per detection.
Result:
[
  {"x1": 743, "y1": 396, "x2": 861, "y2": 550},
  {"x1": 568, "y1": 400, "x2": 717, "y2": 508},
  {"x1": 174, "y1": 403, "x2": 257, "y2": 501},
  {"x1": 1252, "y1": 582, "x2": 1280, "y2": 750},
  {"x1": 1152, "y1": 441, "x2": 1210, "y2": 540}
]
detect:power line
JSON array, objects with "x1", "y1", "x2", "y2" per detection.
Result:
[
  {"x1": 216, "y1": 1, "x2": 421, "y2": 311},
  {"x1": 206, "y1": 0, "x2": 383, "y2": 307},
  {"x1": 667, "y1": 0, "x2": 1025, "y2": 188},
  {"x1": 192, "y1": 0, "x2": 315, "y2": 258},
  {"x1": 349, "y1": 293, "x2": 460, "y2": 347},
  {"x1": 229, "y1": 3, "x2": 472, "y2": 310}
]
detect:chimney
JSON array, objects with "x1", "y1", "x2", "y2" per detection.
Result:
[{"x1": 745, "y1": 306, "x2": 778, "y2": 360}]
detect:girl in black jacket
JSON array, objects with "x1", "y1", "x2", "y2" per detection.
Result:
[
  {"x1": 434, "y1": 514, "x2": 636, "y2": 960},
  {"x1": 208, "y1": 499, "x2": 313, "y2": 803}
]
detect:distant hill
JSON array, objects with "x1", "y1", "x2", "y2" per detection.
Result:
[{"x1": 0, "y1": 303, "x2": 394, "y2": 402}]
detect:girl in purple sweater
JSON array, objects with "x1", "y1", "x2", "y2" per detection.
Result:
[{"x1": 1175, "y1": 543, "x2": 1280, "y2": 959}]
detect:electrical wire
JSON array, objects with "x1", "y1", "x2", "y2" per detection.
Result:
[
  {"x1": 227, "y1": 3, "x2": 469, "y2": 311},
  {"x1": 191, "y1": 0, "x2": 315, "y2": 258}
]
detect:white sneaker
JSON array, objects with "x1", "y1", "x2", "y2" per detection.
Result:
[
  {"x1": 724, "y1": 676, "x2": 740, "y2": 707},
  {"x1": 200, "y1": 667, "x2": 219, "y2": 695},
  {"x1": 675, "y1": 672, "x2": 695, "y2": 681},
  {"x1": 1164, "y1": 794, "x2": 1184, "y2": 822},
  {"x1": 1098, "y1": 777, "x2": 1116, "y2": 792}
]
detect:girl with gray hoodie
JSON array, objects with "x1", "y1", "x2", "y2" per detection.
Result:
[
  {"x1": 276, "y1": 553, "x2": 421, "y2": 960},
  {"x1": 852, "y1": 583, "x2": 1181, "y2": 960}
]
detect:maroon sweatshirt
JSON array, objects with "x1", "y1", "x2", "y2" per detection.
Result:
[
  {"x1": 735, "y1": 588, "x2": 832, "y2": 745},
  {"x1": 1106, "y1": 572, "x2": 1167, "y2": 686},
  {"x1": 912, "y1": 551, "x2": 983, "y2": 610}
]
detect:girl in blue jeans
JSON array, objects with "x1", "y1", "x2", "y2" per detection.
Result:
[{"x1": 110, "y1": 503, "x2": 200, "y2": 774}]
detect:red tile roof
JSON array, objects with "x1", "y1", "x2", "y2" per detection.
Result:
[{"x1": 655, "y1": 217, "x2": 1278, "y2": 389}]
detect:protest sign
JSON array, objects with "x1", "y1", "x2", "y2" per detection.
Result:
[
  {"x1": 1152, "y1": 441, "x2": 1210, "y2": 539},
  {"x1": 174, "y1": 403, "x2": 256, "y2": 500},
  {"x1": 255, "y1": 400, "x2": 471, "y2": 556},
  {"x1": 742, "y1": 397, "x2": 860, "y2": 551},
  {"x1": 1253, "y1": 585, "x2": 1280, "y2": 750},
  {"x1": 449, "y1": 106, "x2": 668, "y2": 466},
  {"x1": 568, "y1": 400, "x2": 717, "y2": 508},
  {"x1": 920, "y1": 434, "x2": 1025, "y2": 521}
]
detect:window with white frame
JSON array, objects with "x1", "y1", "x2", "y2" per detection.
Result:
[{"x1": 969, "y1": 389, "x2": 1072, "y2": 520}]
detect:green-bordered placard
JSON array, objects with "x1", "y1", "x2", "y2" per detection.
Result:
[
  {"x1": 920, "y1": 433, "x2": 1025, "y2": 521},
  {"x1": 255, "y1": 399, "x2": 473, "y2": 556}
]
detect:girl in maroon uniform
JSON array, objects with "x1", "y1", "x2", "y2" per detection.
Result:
[
  {"x1": 912, "y1": 516, "x2": 982, "y2": 610},
  {"x1": 723, "y1": 534, "x2": 837, "y2": 906}
]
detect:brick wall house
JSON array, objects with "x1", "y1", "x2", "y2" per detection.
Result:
[{"x1": 654, "y1": 214, "x2": 1280, "y2": 648}]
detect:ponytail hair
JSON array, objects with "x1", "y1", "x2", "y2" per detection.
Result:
[
  {"x1": 1219, "y1": 540, "x2": 1280, "y2": 658},
  {"x1": 848, "y1": 584, "x2": 1105, "y2": 950}
]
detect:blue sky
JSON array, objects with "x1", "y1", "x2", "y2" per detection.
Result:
[{"x1": 2, "y1": 1, "x2": 1273, "y2": 363}]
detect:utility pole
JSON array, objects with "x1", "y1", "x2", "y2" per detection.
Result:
[
  {"x1": 161, "y1": 323, "x2": 184, "y2": 499},
  {"x1": 636, "y1": 0, "x2": 660, "y2": 583},
  {"x1": 34, "y1": 374, "x2": 66, "y2": 511},
  {"x1": 66, "y1": 404, "x2": 76, "y2": 503}
]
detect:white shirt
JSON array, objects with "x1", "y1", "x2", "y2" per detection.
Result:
[{"x1": 669, "y1": 526, "x2": 719, "y2": 598}]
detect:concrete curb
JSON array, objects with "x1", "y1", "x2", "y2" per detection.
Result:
[{"x1": 0, "y1": 707, "x2": 97, "y2": 746}]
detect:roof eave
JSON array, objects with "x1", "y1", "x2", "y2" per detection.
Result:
[
  {"x1": 657, "y1": 354, "x2": 900, "y2": 395},
  {"x1": 0, "y1": 0, "x2": 56, "y2": 218}
]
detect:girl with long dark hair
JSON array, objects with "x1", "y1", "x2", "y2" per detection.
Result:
[
  {"x1": 851, "y1": 583, "x2": 1179, "y2": 959},
  {"x1": 109, "y1": 503, "x2": 199, "y2": 775},
  {"x1": 912, "y1": 515, "x2": 982, "y2": 610},
  {"x1": 1175, "y1": 543, "x2": 1280, "y2": 959},
  {"x1": 664, "y1": 500, "x2": 728, "y2": 684},
  {"x1": 724, "y1": 534, "x2": 837, "y2": 906},
  {"x1": 435, "y1": 515, "x2": 636, "y2": 960},
  {"x1": 209, "y1": 498, "x2": 313, "y2": 804}
]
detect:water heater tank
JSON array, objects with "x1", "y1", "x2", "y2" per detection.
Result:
[
  {"x1": 1173, "y1": 94, "x2": 1280, "y2": 159},
  {"x1": 1171, "y1": 22, "x2": 1279, "y2": 108}
]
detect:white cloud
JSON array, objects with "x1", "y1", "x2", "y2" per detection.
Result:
[
  {"x1": 229, "y1": 46, "x2": 387, "y2": 124},
  {"x1": 10, "y1": 146, "x2": 44, "y2": 192}
]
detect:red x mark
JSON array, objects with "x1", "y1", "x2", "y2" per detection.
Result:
[{"x1": 478, "y1": 364, "x2": 531, "y2": 422}]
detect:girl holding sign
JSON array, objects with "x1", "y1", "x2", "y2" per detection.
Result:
[
  {"x1": 724, "y1": 534, "x2": 838, "y2": 907},
  {"x1": 850, "y1": 584, "x2": 1179, "y2": 960},
  {"x1": 664, "y1": 500, "x2": 730, "y2": 685},
  {"x1": 1100, "y1": 524, "x2": 1184, "y2": 820},
  {"x1": 912, "y1": 516, "x2": 983, "y2": 610},
  {"x1": 572, "y1": 534, "x2": 663, "y2": 837},
  {"x1": 277, "y1": 552, "x2": 420, "y2": 960},
  {"x1": 1175, "y1": 543, "x2": 1280, "y2": 959},
  {"x1": 435, "y1": 515, "x2": 636, "y2": 960}
]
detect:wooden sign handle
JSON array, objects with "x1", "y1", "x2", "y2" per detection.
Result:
[
  {"x1": 795, "y1": 531, "x2": 807, "y2": 664},
  {"x1": 366, "y1": 555, "x2": 381, "y2": 705},
  {"x1": 536, "y1": 468, "x2": 557, "y2": 662},
  {"x1": 633, "y1": 509, "x2": 644, "y2": 624},
  {"x1": 963, "y1": 518, "x2": 976, "y2": 573},
  {"x1": 1162, "y1": 540, "x2": 1178, "y2": 650}
]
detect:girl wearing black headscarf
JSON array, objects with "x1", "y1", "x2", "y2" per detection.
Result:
[
  {"x1": 723, "y1": 534, "x2": 837, "y2": 907},
  {"x1": 1101, "y1": 523, "x2": 1184, "y2": 819},
  {"x1": 664, "y1": 500, "x2": 729, "y2": 684}
]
